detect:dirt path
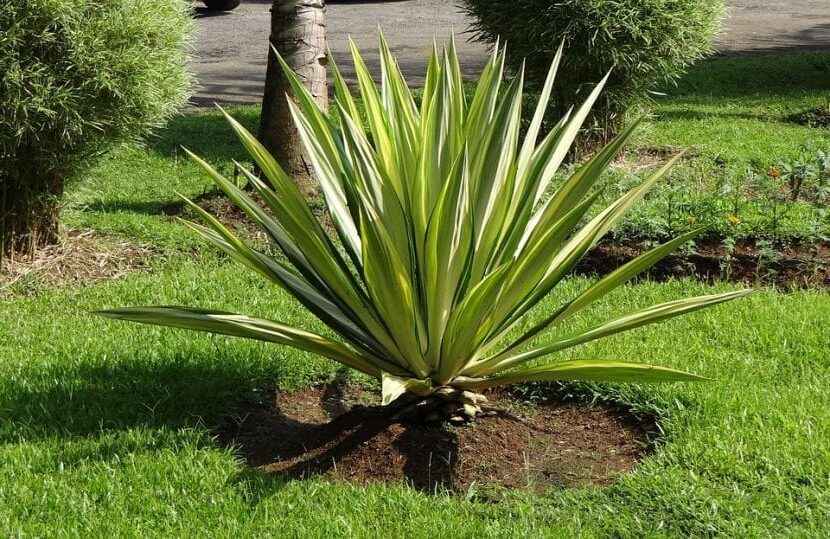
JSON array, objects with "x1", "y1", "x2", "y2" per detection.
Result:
[{"x1": 190, "y1": 0, "x2": 830, "y2": 106}]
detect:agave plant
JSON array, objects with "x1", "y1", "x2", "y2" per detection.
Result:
[{"x1": 98, "y1": 37, "x2": 750, "y2": 419}]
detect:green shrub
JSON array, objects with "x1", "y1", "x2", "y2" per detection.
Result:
[
  {"x1": 460, "y1": 0, "x2": 724, "y2": 133},
  {"x1": 0, "y1": 0, "x2": 192, "y2": 261}
]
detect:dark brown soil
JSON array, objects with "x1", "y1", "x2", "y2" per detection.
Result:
[
  {"x1": 577, "y1": 238, "x2": 830, "y2": 290},
  {"x1": 218, "y1": 384, "x2": 654, "y2": 494}
]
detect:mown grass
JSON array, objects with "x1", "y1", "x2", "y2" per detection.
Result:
[
  {"x1": 638, "y1": 52, "x2": 830, "y2": 161},
  {"x1": 2, "y1": 50, "x2": 829, "y2": 535}
]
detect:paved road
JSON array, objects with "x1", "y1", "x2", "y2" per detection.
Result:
[{"x1": 190, "y1": 0, "x2": 830, "y2": 107}]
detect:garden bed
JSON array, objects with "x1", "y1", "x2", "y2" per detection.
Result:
[{"x1": 578, "y1": 238, "x2": 830, "y2": 290}]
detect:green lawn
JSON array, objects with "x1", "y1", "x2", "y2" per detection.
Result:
[
  {"x1": 638, "y1": 52, "x2": 830, "y2": 161},
  {"x1": 2, "y1": 51, "x2": 830, "y2": 536}
]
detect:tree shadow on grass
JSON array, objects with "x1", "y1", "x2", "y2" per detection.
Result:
[
  {"x1": 147, "y1": 107, "x2": 261, "y2": 164},
  {"x1": 662, "y1": 49, "x2": 830, "y2": 100},
  {"x1": 0, "y1": 354, "x2": 461, "y2": 494},
  {"x1": 0, "y1": 356, "x2": 271, "y2": 441},
  {"x1": 649, "y1": 109, "x2": 776, "y2": 123},
  {"x1": 77, "y1": 189, "x2": 223, "y2": 218}
]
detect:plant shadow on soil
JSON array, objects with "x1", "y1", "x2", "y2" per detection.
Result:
[{"x1": 216, "y1": 381, "x2": 657, "y2": 496}]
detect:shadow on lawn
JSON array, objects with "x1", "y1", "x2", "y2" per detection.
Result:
[
  {"x1": 0, "y1": 356, "x2": 269, "y2": 440},
  {"x1": 664, "y1": 50, "x2": 830, "y2": 99},
  {"x1": 649, "y1": 109, "x2": 774, "y2": 123},
  {"x1": 147, "y1": 107, "x2": 260, "y2": 164},
  {"x1": 79, "y1": 190, "x2": 224, "y2": 217},
  {"x1": 0, "y1": 357, "x2": 462, "y2": 492}
]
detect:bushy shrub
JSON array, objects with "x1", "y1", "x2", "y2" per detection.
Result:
[
  {"x1": 0, "y1": 0, "x2": 192, "y2": 260},
  {"x1": 460, "y1": 0, "x2": 724, "y2": 133}
]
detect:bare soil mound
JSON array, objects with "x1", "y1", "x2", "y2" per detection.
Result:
[{"x1": 219, "y1": 385, "x2": 655, "y2": 494}]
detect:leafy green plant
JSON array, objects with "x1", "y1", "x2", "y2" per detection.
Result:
[
  {"x1": 459, "y1": 0, "x2": 724, "y2": 133},
  {"x1": 748, "y1": 168, "x2": 786, "y2": 240},
  {"x1": 0, "y1": 0, "x2": 192, "y2": 263},
  {"x1": 816, "y1": 150, "x2": 830, "y2": 206},
  {"x1": 98, "y1": 39, "x2": 750, "y2": 419},
  {"x1": 611, "y1": 158, "x2": 830, "y2": 244},
  {"x1": 779, "y1": 160, "x2": 818, "y2": 201}
]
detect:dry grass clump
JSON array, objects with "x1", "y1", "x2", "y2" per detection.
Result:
[{"x1": 0, "y1": 229, "x2": 155, "y2": 297}]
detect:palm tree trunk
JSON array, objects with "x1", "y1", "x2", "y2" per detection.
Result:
[{"x1": 259, "y1": 0, "x2": 327, "y2": 197}]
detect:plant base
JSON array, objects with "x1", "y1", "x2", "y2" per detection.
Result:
[
  {"x1": 221, "y1": 384, "x2": 652, "y2": 492},
  {"x1": 391, "y1": 387, "x2": 490, "y2": 424},
  {"x1": 0, "y1": 180, "x2": 61, "y2": 268}
]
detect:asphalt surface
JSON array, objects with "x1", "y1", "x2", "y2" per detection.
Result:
[{"x1": 190, "y1": 0, "x2": 830, "y2": 106}]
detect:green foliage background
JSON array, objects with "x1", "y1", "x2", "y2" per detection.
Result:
[
  {"x1": 0, "y1": 0, "x2": 193, "y2": 255},
  {"x1": 460, "y1": 0, "x2": 724, "y2": 127}
]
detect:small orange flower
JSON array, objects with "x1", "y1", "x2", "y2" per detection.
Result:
[
  {"x1": 727, "y1": 214, "x2": 740, "y2": 225},
  {"x1": 768, "y1": 167, "x2": 781, "y2": 179},
  {"x1": 687, "y1": 215, "x2": 697, "y2": 224}
]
